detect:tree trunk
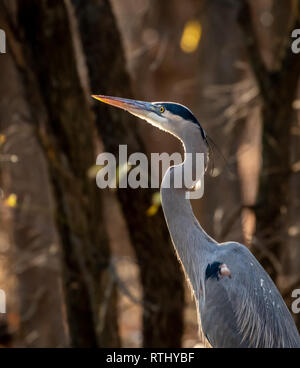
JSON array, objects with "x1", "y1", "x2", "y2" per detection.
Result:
[
  {"x1": 239, "y1": 1, "x2": 300, "y2": 325},
  {"x1": 71, "y1": 0, "x2": 185, "y2": 347},
  {"x1": 196, "y1": 0, "x2": 245, "y2": 244},
  {"x1": 3, "y1": 0, "x2": 120, "y2": 347},
  {"x1": 0, "y1": 4, "x2": 67, "y2": 348}
]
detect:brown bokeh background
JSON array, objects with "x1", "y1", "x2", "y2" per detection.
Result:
[{"x1": 0, "y1": 0, "x2": 299, "y2": 347}]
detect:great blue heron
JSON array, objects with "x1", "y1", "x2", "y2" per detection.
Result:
[{"x1": 92, "y1": 95, "x2": 300, "y2": 348}]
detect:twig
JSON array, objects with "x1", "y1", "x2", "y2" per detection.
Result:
[
  {"x1": 109, "y1": 260, "x2": 158, "y2": 314},
  {"x1": 251, "y1": 237, "x2": 283, "y2": 275}
]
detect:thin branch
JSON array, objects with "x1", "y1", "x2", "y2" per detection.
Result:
[
  {"x1": 282, "y1": 275, "x2": 300, "y2": 298},
  {"x1": 251, "y1": 237, "x2": 283, "y2": 275},
  {"x1": 238, "y1": 0, "x2": 271, "y2": 100},
  {"x1": 109, "y1": 261, "x2": 158, "y2": 314}
]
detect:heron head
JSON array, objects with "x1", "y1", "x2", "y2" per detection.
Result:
[{"x1": 92, "y1": 95, "x2": 207, "y2": 143}]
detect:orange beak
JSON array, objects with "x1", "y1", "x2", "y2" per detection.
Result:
[{"x1": 91, "y1": 95, "x2": 154, "y2": 114}]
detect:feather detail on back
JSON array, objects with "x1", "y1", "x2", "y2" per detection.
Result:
[{"x1": 219, "y1": 243, "x2": 300, "y2": 348}]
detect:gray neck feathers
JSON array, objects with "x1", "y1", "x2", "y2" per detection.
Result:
[{"x1": 160, "y1": 128, "x2": 217, "y2": 298}]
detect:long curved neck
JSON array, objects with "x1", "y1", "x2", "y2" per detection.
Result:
[{"x1": 160, "y1": 131, "x2": 217, "y2": 296}]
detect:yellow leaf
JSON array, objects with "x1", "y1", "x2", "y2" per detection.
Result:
[
  {"x1": 180, "y1": 20, "x2": 202, "y2": 53},
  {"x1": 116, "y1": 163, "x2": 131, "y2": 186},
  {"x1": 146, "y1": 192, "x2": 161, "y2": 216},
  {"x1": 146, "y1": 204, "x2": 159, "y2": 217},
  {"x1": 87, "y1": 165, "x2": 103, "y2": 179},
  {"x1": 5, "y1": 194, "x2": 17, "y2": 208},
  {"x1": 152, "y1": 191, "x2": 161, "y2": 206},
  {"x1": 0, "y1": 135, "x2": 6, "y2": 145}
]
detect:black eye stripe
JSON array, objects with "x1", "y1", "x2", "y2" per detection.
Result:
[{"x1": 158, "y1": 103, "x2": 207, "y2": 139}]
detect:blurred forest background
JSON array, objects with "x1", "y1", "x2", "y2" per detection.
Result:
[{"x1": 0, "y1": 0, "x2": 299, "y2": 347}]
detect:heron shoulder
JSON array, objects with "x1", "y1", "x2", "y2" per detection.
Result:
[{"x1": 203, "y1": 241, "x2": 300, "y2": 347}]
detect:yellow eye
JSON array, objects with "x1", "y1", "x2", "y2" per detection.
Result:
[{"x1": 160, "y1": 106, "x2": 165, "y2": 113}]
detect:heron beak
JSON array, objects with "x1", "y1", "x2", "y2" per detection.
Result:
[{"x1": 91, "y1": 95, "x2": 154, "y2": 117}]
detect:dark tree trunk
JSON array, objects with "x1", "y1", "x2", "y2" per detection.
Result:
[
  {"x1": 196, "y1": 0, "x2": 245, "y2": 244},
  {"x1": 3, "y1": 0, "x2": 120, "y2": 347},
  {"x1": 239, "y1": 1, "x2": 300, "y2": 325},
  {"x1": 0, "y1": 3, "x2": 67, "y2": 348},
  {"x1": 256, "y1": 91, "x2": 297, "y2": 279},
  {"x1": 71, "y1": 0, "x2": 185, "y2": 347}
]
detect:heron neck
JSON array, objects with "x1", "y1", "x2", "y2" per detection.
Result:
[{"x1": 160, "y1": 133, "x2": 217, "y2": 297}]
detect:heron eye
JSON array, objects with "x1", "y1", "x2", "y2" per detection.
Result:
[{"x1": 160, "y1": 106, "x2": 165, "y2": 113}]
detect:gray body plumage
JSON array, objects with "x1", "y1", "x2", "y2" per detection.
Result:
[
  {"x1": 201, "y1": 242, "x2": 299, "y2": 348},
  {"x1": 161, "y1": 127, "x2": 300, "y2": 348},
  {"x1": 162, "y1": 169, "x2": 300, "y2": 348},
  {"x1": 92, "y1": 95, "x2": 300, "y2": 348}
]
